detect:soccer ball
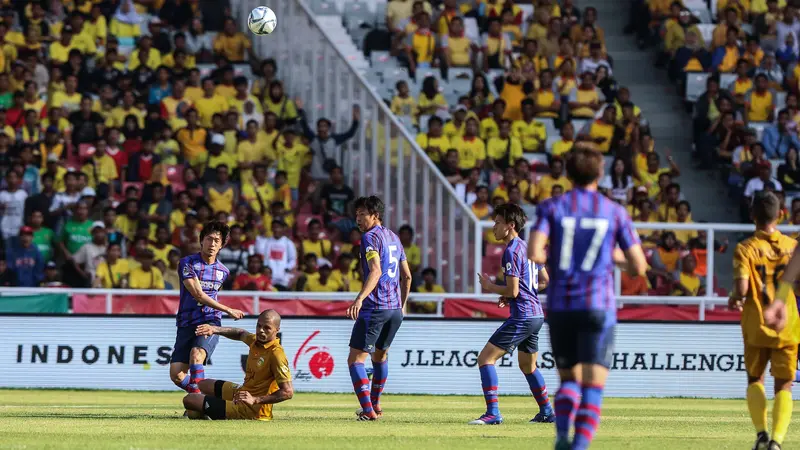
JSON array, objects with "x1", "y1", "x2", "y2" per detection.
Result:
[{"x1": 248, "y1": 6, "x2": 277, "y2": 35}]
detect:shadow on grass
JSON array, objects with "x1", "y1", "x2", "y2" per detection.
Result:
[{"x1": 0, "y1": 413, "x2": 171, "y2": 420}]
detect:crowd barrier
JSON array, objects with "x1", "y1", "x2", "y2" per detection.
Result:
[{"x1": 2, "y1": 315, "x2": 793, "y2": 399}]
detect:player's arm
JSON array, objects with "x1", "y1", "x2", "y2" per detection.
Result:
[
  {"x1": 538, "y1": 265, "x2": 549, "y2": 290},
  {"x1": 479, "y1": 272, "x2": 518, "y2": 297},
  {"x1": 182, "y1": 277, "x2": 244, "y2": 319},
  {"x1": 528, "y1": 203, "x2": 550, "y2": 264},
  {"x1": 614, "y1": 211, "x2": 648, "y2": 277},
  {"x1": 729, "y1": 244, "x2": 750, "y2": 311},
  {"x1": 195, "y1": 324, "x2": 252, "y2": 342},
  {"x1": 776, "y1": 244, "x2": 800, "y2": 304},
  {"x1": 399, "y1": 259, "x2": 412, "y2": 310}
]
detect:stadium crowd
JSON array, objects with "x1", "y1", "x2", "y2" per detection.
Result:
[{"x1": 373, "y1": 0, "x2": 727, "y2": 297}]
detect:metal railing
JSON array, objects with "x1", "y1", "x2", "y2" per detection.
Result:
[
  {"x1": 0, "y1": 287, "x2": 732, "y2": 320},
  {"x1": 233, "y1": 0, "x2": 482, "y2": 293}
]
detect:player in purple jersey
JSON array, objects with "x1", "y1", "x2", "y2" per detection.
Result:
[
  {"x1": 346, "y1": 196, "x2": 412, "y2": 421},
  {"x1": 469, "y1": 203, "x2": 554, "y2": 426},
  {"x1": 169, "y1": 221, "x2": 245, "y2": 398},
  {"x1": 529, "y1": 149, "x2": 646, "y2": 450}
]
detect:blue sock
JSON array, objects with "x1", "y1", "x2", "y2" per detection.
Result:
[
  {"x1": 525, "y1": 369, "x2": 553, "y2": 414},
  {"x1": 555, "y1": 380, "x2": 581, "y2": 443},
  {"x1": 188, "y1": 363, "x2": 204, "y2": 394},
  {"x1": 370, "y1": 359, "x2": 388, "y2": 410},
  {"x1": 349, "y1": 363, "x2": 373, "y2": 414},
  {"x1": 178, "y1": 374, "x2": 191, "y2": 391},
  {"x1": 572, "y1": 384, "x2": 604, "y2": 450},
  {"x1": 796, "y1": 370, "x2": 800, "y2": 383},
  {"x1": 479, "y1": 364, "x2": 500, "y2": 416}
]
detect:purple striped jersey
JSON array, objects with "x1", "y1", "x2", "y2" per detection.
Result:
[
  {"x1": 501, "y1": 237, "x2": 544, "y2": 319},
  {"x1": 533, "y1": 188, "x2": 639, "y2": 316},
  {"x1": 176, "y1": 253, "x2": 230, "y2": 327},
  {"x1": 360, "y1": 225, "x2": 406, "y2": 310}
]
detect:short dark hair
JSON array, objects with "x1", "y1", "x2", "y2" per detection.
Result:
[
  {"x1": 492, "y1": 203, "x2": 527, "y2": 233},
  {"x1": 566, "y1": 148, "x2": 604, "y2": 186},
  {"x1": 678, "y1": 200, "x2": 691, "y2": 212},
  {"x1": 354, "y1": 196, "x2": 385, "y2": 221},
  {"x1": 422, "y1": 267, "x2": 437, "y2": 277},
  {"x1": 752, "y1": 191, "x2": 781, "y2": 225},
  {"x1": 200, "y1": 221, "x2": 231, "y2": 246},
  {"x1": 398, "y1": 224, "x2": 414, "y2": 236}
]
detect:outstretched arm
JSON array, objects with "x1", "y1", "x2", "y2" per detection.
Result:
[
  {"x1": 399, "y1": 259, "x2": 412, "y2": 310},
  {"x1": 183, "y1": 278, "x2": 244, "y2": 319},
  {"x1": 195, "y1": 324, "x2": 252, "y2": 342},
  {"x1": 234, "y1": 381, "x2": 294, "y2": 406}
]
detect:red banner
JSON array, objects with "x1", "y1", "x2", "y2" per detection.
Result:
[{"x1": 72, "y1": 295, "x2": 256, "y2": 315}]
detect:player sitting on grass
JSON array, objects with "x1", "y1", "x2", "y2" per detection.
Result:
[
  {"x1": 732, "y1": 192, "x2": 800, "y2": 450},
  {"x1": 169, "y1": 221, "x2": 245, "y2": 397},
  {"x1": 469, "y1": 203, "x2": 554, "y2": 425},
  {"x1": 183, "y1": 309, "x2": 293, "y2": 420}
]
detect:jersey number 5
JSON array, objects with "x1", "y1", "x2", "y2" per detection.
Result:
[
  {"x1": 755, "y1": 264, "x2": 786, "y2": 305},
  {"x1": 387, "y1": 245, "x2": 399, "y2": 278},
  {"x1": 558, "y1": 218, "x2": 609, "y2": 271}
]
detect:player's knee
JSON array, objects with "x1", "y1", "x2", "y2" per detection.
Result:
[
  {"x1": 189, "y1": 347, "x2": 206, "y2": 364},
  {"x1": 372, "y1": 349, "x2": 388, "y2": 362},
  {"x1": 170, "y1": 372, "x2": 186, "y2": 386},
  {"x1": 774, "y1": 379, "x2": 792, "y2": 392},
  {"x1": 182, "y1": 394, "x2": 193, "y2": 410},
  {"x1": 748, "y1": 376, "x2": 764, "y2": 385}
]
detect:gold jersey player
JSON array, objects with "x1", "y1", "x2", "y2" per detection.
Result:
[
  {"x1": 182, "y1": 310, "x2": 294, "y2": 421},
  {"x1": 729, "y1": 192, "x2": 800, "y2": 450}
]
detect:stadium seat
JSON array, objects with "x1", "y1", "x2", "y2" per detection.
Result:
[
  {"x1": 719, "y1": 73, "x2": 736, "y2": 89},
  {"x1": 688, "y1": 7, "x2": 712, "y2": 24},
  {"x1": 749, "y1": 122, "x2": 768, "y2": 142},
  {"x1": 523, "y1": 153, "x2": 548, "y2": 167},
  {"x1": 309, "y1": 0, "x2": 338, "y2": 16},
  {"x1": 78, "y1": 143, "x2": 94, "y2": 163},
  {"x1": 696, "y1": 24, "x2": 714, "y2": 45},
  {"x1": 536, "y1": 118, "x2": 559, "y2": 139},
  {"x1": 685, "y1": 72, "x2": 710, "y2": 102},
  {"x1": 571, "y1": 119, "x2": 590, "y2": 134},
  {"x1": 463, "y1": 17, "x2": 480, "y2": 43}
]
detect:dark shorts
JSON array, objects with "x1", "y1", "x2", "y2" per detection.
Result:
[
  {"x1": 488, "y1": 317, "x2": 545, "y2": 354},
  {"x1": 203, "y1": 395, "x2": 227, "y2": 420},
  {"x1": 349, "y1": 309, "x2": 404, "y2": 353},
  {"x1": 170, "y1": 325, "x2": 220, "y2": 364},
  {"x1": 547, "y1": 310, "x2": 615, "y2": 369}
]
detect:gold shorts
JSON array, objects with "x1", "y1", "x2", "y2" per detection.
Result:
[
  {"x1": 219, "y1": 381, "x2": 272, "y2": 421},
  {"x1": 744, "y1": 344, "x2": 798, "y2": 381}
]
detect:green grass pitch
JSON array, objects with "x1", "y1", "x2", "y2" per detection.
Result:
[{"x1": 0, "y1": 389, "x2": 795, "y2": 449}]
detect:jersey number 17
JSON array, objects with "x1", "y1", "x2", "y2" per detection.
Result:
[{"x1": 558, "y1": 217, "x2": 609, "y2": 271}]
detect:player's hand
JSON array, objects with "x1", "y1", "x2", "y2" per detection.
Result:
[
  {"x1": 234, "y1": 390, "x2": 256, "y2": 406},
  {"x1": 346, "y1": 299, "x2": 363, "y2": 320},
  {"x1": 727, "y1": 296, "x2": 743, "y2": 312},
  {"x1": 226, "y1": 308, "x2": 245, "y2": 320},
  {"x1": 195, "y1": 324, "x2": 217, "y2": 337},
  {"x1": 477, "y1": 273, "x2": 493, "y2": 291},
  {"x1": 764, "y1": 301, "x2": 788, "y2": 332},
  {"x1": 497, "y1": 296, "x2": 508, "y2": 308}
]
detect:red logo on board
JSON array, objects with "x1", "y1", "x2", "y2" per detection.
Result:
[{"x1": 293, "y1": 330, "x2": 334, "y2": 380}]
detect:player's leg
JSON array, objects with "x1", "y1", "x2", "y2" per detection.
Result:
[
  {"x1": 768, "y1": 346, "x2": 797, "y2": 449},
  {"x1": 468, "y1": 318, "x2": 520, "y2": 425},
  {"x1": 548, "y1": 312, "x2": 582, "y2": 449},
  {"x1": 348, "y1": 311, "x2": 380, "y2": 420},
  {"x1": 169, "y1": 327, "x2": 194, "y2": 391},
  {"x1": 182, "y1": 393, "x2": 226, "y2": 420},
  {"x1": 187, "y1": 330, "x2": 220, "y2": 394},
  {"x1": 571, "y1": 312, "x2": 615, "y2": 450},
  {"x1": 518, "y1": 318, "x2": 554, "y2": 423},
  {"x1": 370, "y1": 309, "x2": 404, "y2": 415},
  {"x1": 744, "y1": 344, "x2": 771, "y2": 449}
]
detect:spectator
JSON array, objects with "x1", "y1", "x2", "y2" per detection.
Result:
[
  {"x1": 671, "y1": 30, "x2": 711, "y2": 82},
  {"x1": 128, "y1": 248, "x2": 165, "y2": 289},
  {"x1": 670, "y1": 201, "x2": 698, "y2": 247},
  {"x1": 442, "y1": 16, "x2": 473, "y2": 70},
  {"x1": 115, "y1": 199, "x2": 140, "y2": 242},
  {"x1": 745, "y1": 160, "x2": 783, "y2": 201},
  {"x1": 29, "y1": 209, "x2": 54, "y2": 262},
  {"x1": 756, "y1": 52, "x2": 784, "y2": 88},
  {"x1": 319, "y1": 166, "x2": 356, "y2": 229},
  {"x1": 172, "y1": 209, "x2": 201, "y2": 251},
  {"x1": 332, "y1": 253, "x2": 359, "y2": 291},
  {"x1": 301, "y1": 219, "x2": 333, "y2": 261},
  {"x1": 584, "y1": 106, "x2": 616, "y2": 154},
  {"x1": 580, "y1": 40, "x2": 612, "y2": 76},
  {"x1": 672, "y1": 253, "x2": 703, "y2": 296},
  {"x1": 776, "y1": 31, "x2": 799, "y2": 67},
  {"x1": 487, "y1": 119, "x2": 523, "y2": 170},
  {"x1": 296, "y1": 100, "x2": 360, "y2": 182},
  {"x1": 109, "y1": 0, "x2": 143, "y2": 39},
  {"x1": 56, "y1": 201, "x2": 93, "y2": 287},
  {"x1": 483, "y1": 18, "x2": 512, "y2": 70},
  {"x1": 744, "y1": 74, "x2": 776, "y2": 123},
  {"x1": 206, "y1": 164, "x2": 238, "y2": 215},
  {"x1": 0, "y1": 169, "x2": 27, "y2": 240},
  {"x1": 650, "y1": 231, "x2": 681, "y2": 285},
  {"x1": 633, "y1": 151, "x2": 681, "y2": 198},
  {"x1": 777, "y1": 147, "x2": 800, "y2": 190},
  {"x1": 218, "y1": 225, "x2": 251, "y2": 289},
  {"x1": 391, "y1": 80, "x2": 418, "y2": 122},
  {"x1": 552, "y1": 121, "x2": 575, "y2": 157},
  {"x1": 41, "y1": 261, "x2": 65, "y2": 287},
  {"x1": 68, "y1": 96, "x2": 104, "y2": 147},
  {"x1": 417, "y1": 116, "x2": 450, "y2": 163},
  {"x1": 418, "y1": 267, "x2": 445, "y2": 293},
  {"x1": 534, "y1": 158, "x2": 572, "y2": 203},
  {"x1": 511, "y1": 99, "x2": 546, "y2": 154},
  {"x1": 255, "y1": 220, "x2": 297, "y2": 291},
  {"x1": 161, "y1": 249, "x2": 181, "y2": 289},
  {"x1": 73, "y1": 222, "x2": 108, "y2": 286},
  {"x1": 471, "y1": 185, "x2": 492, "y2": 218},
  {"x1": 657, "y1": 183, "x2": 683, "y2": 222},
  {"x1": 418, "y1": 76, "x2": 448, "y2": 117},
  {"x1": 5, "y1": 225, "x2": 43, "y2": 287},
  {"x1": 263, "y1": 80, "x2": 298, "y2": 126},
  {"x1": 304, "y1": 263, "x2": 342, "y2": 292},
  {"x1": 233, "y1": 254, "x2": 273, "y2": 291},
  {"x1": 469, "y1": 73, "x2": 496, "y2": 113},
  {"x1": 81, "y1": 138, "x2": 118, "y2": 200},
  {"x1": 396, "y1": 224, "x2": 421, "y2": 277},
  {"x1": 149, "y1": 225, "x2": 178, "y2": 267},
  {"x1": 0, "y1": 255, "x2": 17, "y2": 286},
  {"x1": 763, "y1": 109, "x2": 800, "y2": 158},
  {"x1": 568, "y1": 70, "x2": 602, "y2": 118},
  {"x1": 275, "y1": 128, "x2": 309, "y2": 201},
  {"x1": 404, "y1": 11, "x2": 435, "y2": 76},
  {"x1": 600, "y1": 157, "x2": 634, "y2": 205},
  {"x1": 214, "y1": 17, "x2": 255, "y2": 63},
  {"x1": 439, "y1": 148, "x2": 464, "y2": 184}
]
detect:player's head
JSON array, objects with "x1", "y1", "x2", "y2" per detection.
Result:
[
  {"x1": 256, "y1": 309, "x2": 281, "y2": 344},
  {"x1": 566, "y1": 148, "x2": 604, "y2": 187},
  {"x1": 751, "y1": 191, "x2": 781, "y2": 228},
  {"x1": 354, "y1": 196, "x2": 384, "y2": 232},
  {"x1": 199, "y1": 221, "x2": 230, "y2": 260},
  {"x1": 492, "y1": 203, "x2": 527, "y2": 242}
]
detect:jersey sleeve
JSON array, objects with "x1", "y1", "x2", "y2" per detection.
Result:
[
  {"x1": 398, "y1": 242, "x2": 407, "y2": 262},
  {"x1": 532, "y1": 201, "x2": 551, "y2": 236},
  {"x1": 179, "y1": 257, "x2": 198, "y2": 281},
  {"x1": 502, "y1": 248, "x2": 521, "y2": 279},
  {"x1": 362, "y1": 232, "x2": 381, "y2": 262},
  {"x1": 614, "y1": 207, "x2": 641, "y2": 251},
  {"x1": 271, "y1": 348, "x2": 292, "y2": 384},
  {"x1": 733, "y1": 243, "x2": 751, "y2": 280},
  {"x1": 243, "y1": 333, "x2": 256, "y2": 346}
]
